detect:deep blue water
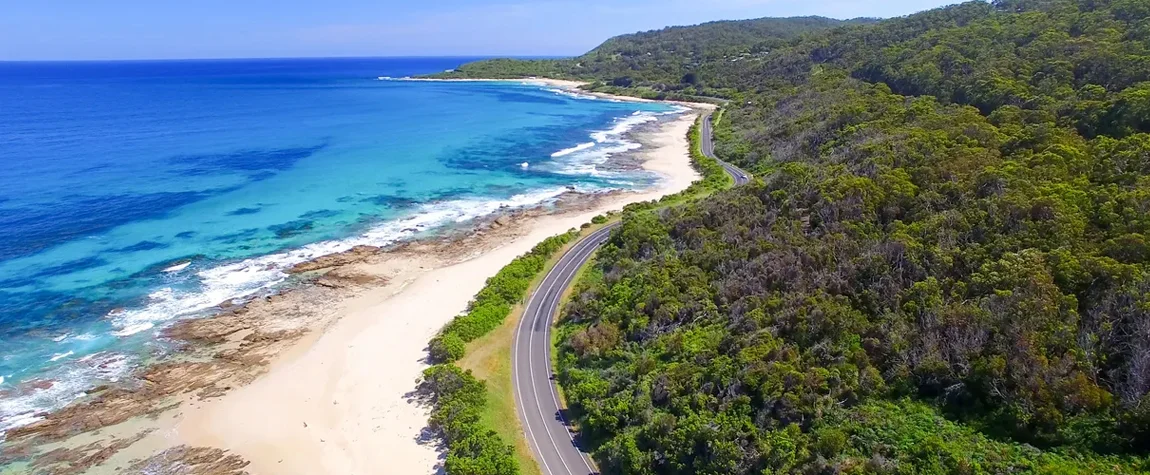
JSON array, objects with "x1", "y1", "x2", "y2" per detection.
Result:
[{"x1": 0, "y1": 57, "x2": 676, "y2": 431}]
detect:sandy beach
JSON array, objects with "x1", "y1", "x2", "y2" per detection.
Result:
[
  {"x1": 168, "y1": 110, "x2": 703, "y2": 475},
  {"x1": 0, "y1": 83, "x2": 711, "y2": 474}
]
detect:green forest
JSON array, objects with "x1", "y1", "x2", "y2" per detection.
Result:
[
  {"x1": 441, "y1": 0, "x2": 1150, "y2": 473},
  {"x1": 433, "y1": 16, "x2": 868, "y2": 86}
]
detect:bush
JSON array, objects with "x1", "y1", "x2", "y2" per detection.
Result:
[
  {"x1": 430, "y1": 333, "x2": 466, "y2": 363},
  {"x1": 421, "y1": 365, "x2": 520, "y2": 475}
]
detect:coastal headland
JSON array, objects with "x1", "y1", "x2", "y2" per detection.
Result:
[{"x1": 0, "y1": 81, "x2": 712, "y2": 475}]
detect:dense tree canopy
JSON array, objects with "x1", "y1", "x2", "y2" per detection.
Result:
[
  {"x1": 438, "y1": 0, "x2": 1150, "y2": 472},
  {"x1": 456, "y1": 0, "x2": 1150, "y2": 473},
  {"x1": 566, "y1": 17, "x2": 871, "y2": 85},
  {"x1": 560, "y1": 76, "x2": 1150, "y2": 469},
  {"x1": 430, "y1": 16, "x2": 863, "y2": 91}
]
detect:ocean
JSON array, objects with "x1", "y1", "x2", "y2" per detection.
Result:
[{"x1": 0, "y1": 57, "x2": 678, "y2": 433}]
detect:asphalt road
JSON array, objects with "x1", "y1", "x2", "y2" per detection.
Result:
[
  {"x1": 511, "y1": 112, "x2": 750, "y2": 475},
  {"x1": 701, "y1": 113, "x2": 751, "y2": 186}
]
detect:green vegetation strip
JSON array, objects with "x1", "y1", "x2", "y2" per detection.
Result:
[
  {"x1": 419, "y1": 231, "x2": 578, "y2": 475},
  {"x1": 428, "y1": 231, "x2": 579, "y2": 363}
]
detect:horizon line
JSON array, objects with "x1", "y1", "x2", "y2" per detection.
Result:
[{"x1": 0, "y1": 55, "x2": 572, "y2": 64}]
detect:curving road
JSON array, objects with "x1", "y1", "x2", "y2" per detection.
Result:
[
  {"x1": 511, "y1": 112, "x2": 750, "y2": 475},
  {"x1": 701, "y1": 113, "x2": 751, "y2": 186}
]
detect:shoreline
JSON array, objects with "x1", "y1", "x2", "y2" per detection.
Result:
[
  {"x1": 386, "y1": 76, "x2": 681, "y2": 105},
  {"x1": 169, "y1": 111, "x2": 705, "y2": 475},
  {"x1": 0, "y1": 82, "x2": 713, "y2": 474}
]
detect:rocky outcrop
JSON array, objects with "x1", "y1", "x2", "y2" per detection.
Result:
[
  {"x1": 165, "y1": 313, "x2": 252, "y2": 345},
  {"x1": 123, "y1": 446, "x2": 249, "y2": 475},
  {"x1": 5, "y1": 361, "x2": 223, "y2": 443},
  {"x1": 314, "y1": 268, "x2": 386, "y2": 289},
  {"x1": 3, "y1": 429, "x2": 152, "y2": 475},
  {"x1": 288, "y1": 245, "x2": 380, "y2": 273}
]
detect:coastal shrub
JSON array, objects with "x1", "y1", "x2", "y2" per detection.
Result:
[
  {"x1": 553, "y1": 47, "x2": 1150, "y2": 475},
  {"x1": 591, "y1": 214, "x2": 608, "y2": 225},
  {"x1": 443, "y1": 302, "x2": 514, "y2": 342},
  {"x1": 611, "y1": 77, "x2": 633, "y2": 87},
  {"x1": 529, "y1": 231, "x2": 579, "y2": 257},
  {"x1": 420, "y1": 364, "x2": 520, "y2": 475},
  {"x1": 429, "y1": 333, "x2": 466, "y2": 363},
  {"x1": 825, "y1": 400, "x2": 1150, "y2": 473},
  {"x1": 474, "y1": 255, "x2": 545, "y2": 305}
]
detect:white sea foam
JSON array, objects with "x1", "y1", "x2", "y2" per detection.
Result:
[
  {"x1": 163, "y1": 262, "x2": 191, "y2": 273},
  {"x1": 547, "y1": 108, "x2": 683, "y2": 178},
  {"x1": 551, "y1": 142, "x2": 595, "y2": 158},
  {"x1": 105, "y1": 187, "x2": 577, "y2": 338},
  {"x1": 590, "y1": 113, "x2": 659, "y2": 143},
  {"x1": 3, "y1": 190, "x2": 575, "y2": 436},
  {"x1": 544, "y1": 88, "x2": 601, "y2": 101},
  {"x1": 543, "y1": 87, "x2": 624, "y2": 103},
  {"x1": 48, "y1": 351, "x2": 73, "y2": 362},
  {"x1": 0, "y1": 352, "x2": 131, "y2": 437}
]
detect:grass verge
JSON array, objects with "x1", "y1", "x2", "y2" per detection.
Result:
[{"x1": 455, "y1": 221, "x2": 612, "y2": 475}]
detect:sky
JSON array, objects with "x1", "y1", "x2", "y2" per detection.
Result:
[{"x1": 0, "y1": 0, "x2": 960, "y2": 61}]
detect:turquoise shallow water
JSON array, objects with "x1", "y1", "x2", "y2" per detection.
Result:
[{"x1": 0, "y1": 58, "x2": 678, "y2": 432}]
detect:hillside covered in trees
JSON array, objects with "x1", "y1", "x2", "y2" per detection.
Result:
[
  {"x1": 429, "y1": 16, "x2": 867, "y2": 90},
  {"x1": 495, "y1": 0, "x2": 1150, "y2": 473}
]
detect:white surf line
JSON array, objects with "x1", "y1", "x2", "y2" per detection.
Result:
[{"x1": 551, "y1": 142, "x2": 596, "y2": 158}]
